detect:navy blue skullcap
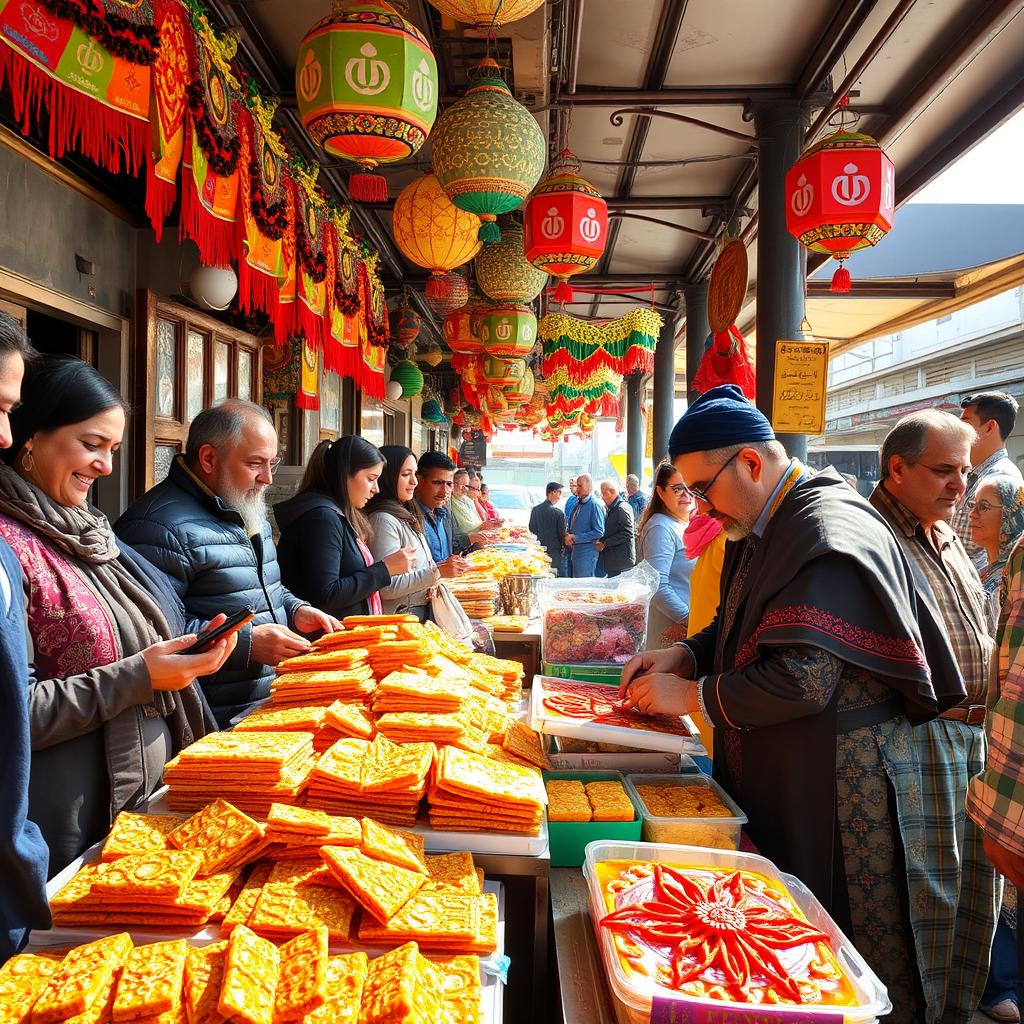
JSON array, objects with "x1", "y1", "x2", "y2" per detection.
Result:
[{"x1": 668, "y1": 385, "x2": 775, "y2": 457}]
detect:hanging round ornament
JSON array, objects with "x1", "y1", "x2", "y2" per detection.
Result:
[
  {"x1": 390, "y1": 359, "x2": 424, "y2": 397},
  {"x1": 295, "y1": 1, "x2": 439, "y2": 203},
  {"x1": 424, "y1": 270, "x2": 469, "y2": 318},
  {"x1": 391, "y1": 173, "x2": 482, "y2": 299},
  {"x1": 389, "y1": 303, "x2": 422, "y2": 348},
  {"x1": 423, "y1": 0, "x2": 544, "y2": 28},
  {"x1": 418, "y1": 342, "x2": 444, "y2": 367},
  {"x1": 479, "y1": 304, "x2": 537, "y2": 359},
  {"x1": 524, "y1": 149, "x2": 607, "y2": 303},
  {"x1": 504, "y1": 364, "x2": 535, "y2": 407},
  {"x1": 482, "y1": 354, "x2": 527, "y2": 390},
  {"x1": 421, "y1": 397, "x2": 448, "y2": 423},
  {"x1": 785, "y1": 127, "x2": 894, "y2": 293},
  {"x1": 475, "y1": 225, "x2": 548, "y2": 303},
  {"x1": 430, "y1": 59, "x2": 546, "y2": 243},
  {"x1": 443, "y1": 304, "x2": 483, "y2": 356}
]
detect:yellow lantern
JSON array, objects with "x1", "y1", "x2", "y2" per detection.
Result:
[
  {"x1": 424, "y1": 0, "x2": 544, "y2": 28},
  {"x1": 391, "y1": 173, "x2": 482, "y2": 300}
]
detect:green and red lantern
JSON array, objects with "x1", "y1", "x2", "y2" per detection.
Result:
[
  {"x1": 295, "y1": 1, "x2": 439, "y2": 202},
  {"x1": 785, "y1": 129, "x2": 894, "y2": 293},
  {"x1": 524, "y1": 149, "x2": 607, "y2": 303},
  {"x1": 482, "y1": 354, "x2": 526, "y2": 389},
  {"x1": 504, "y1": 364, "x2": 535, "y2": 406},
  {"x1": 479, "y1": 304, "x2": 537, "y2": 359}
]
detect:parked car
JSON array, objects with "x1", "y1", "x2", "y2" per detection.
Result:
[{"x1": 484, "y1": 484, "x2": 538, "y2": 530}]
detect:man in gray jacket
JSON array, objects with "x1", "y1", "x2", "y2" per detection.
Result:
[
  {"x1": 115, "y1": 400, "x2": 339, "y2": 726},
  {"x1": 596, "y1": 479, "x2": 637, "y2": 577}
]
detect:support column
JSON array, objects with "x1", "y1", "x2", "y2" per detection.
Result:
[
  {"x1": 754, "y1": 101, "x2": 807, "y2": 460},
  {"x1": 651, "y1": 310, "x2": 678, "y2": 472},
  {"x1": 625, "y1": 374, "x2": 643, "y2": 481},
  {"x1": 683, "y1": 281, "x2": 709, "y2": 402}
]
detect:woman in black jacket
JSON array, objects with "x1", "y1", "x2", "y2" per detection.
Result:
[{"x1": 275, "y1": 436, "x2": 415, "y2": 618}]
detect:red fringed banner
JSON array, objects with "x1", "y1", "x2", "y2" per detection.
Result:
[
  {"x1": 325, "y1": 210, "x2": 362, "y2": 379},
  {"x1": 293, "y1": 166, "x2": 331, "y2": 351},
  {"x1": 692, "y1": 324, "x2": 756, "y2": 400},
  {"x1": 275, "y1": 174, "x2": 298, "y2": 346},
  {"x1": 0, "y1": 0, "x2": 151, "y2": 175}
]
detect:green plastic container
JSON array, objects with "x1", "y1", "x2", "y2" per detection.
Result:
[
  {"x1": 541, "y1": 662, "x2": 623, "y2": 686},
  {"x1": 543, "y1": 769, "x2": 643, "y2": 867}
]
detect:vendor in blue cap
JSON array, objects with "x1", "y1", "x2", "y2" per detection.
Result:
[{"x1": 619, "y1": 385, "x2": 965, "y2": 1024}]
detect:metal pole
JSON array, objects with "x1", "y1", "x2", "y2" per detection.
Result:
[
  {"x1": 754, "y1": 101, "x2": 807, "y2": 461},
  {"x1": 626, "y1": 375, "x2": 643, "y2": 481},
  {"x1": 683, "y1": 281, "x2": 709, "y2": 402},
  {"x1": 651, "y1": 312, "x2": 678, "y2": 472}
]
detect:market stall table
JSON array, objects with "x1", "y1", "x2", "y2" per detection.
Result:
[{"x1": 490, "y1": 618, "x2": 542, "y2": 684}]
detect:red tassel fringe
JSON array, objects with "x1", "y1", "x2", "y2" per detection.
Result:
[
  {"x1": 830, "y1": 265, "x2": 852, "y2": 294},
  {"x1": 295, "y1": 389, "x2": 319, "y2": 411},
  {"x1": 297, "y1": 302, "x2": 325, "y2": 351},
  {"x1": 179, "y1": 177, "x2": 237, "y2": 268},
  {"x1": 360, "y1": 366, "x2": 385, "y2": 399},
  {"x1": 145, "y1": 164, "x2": 177, "y2": 243},
  {"x1": 274, "y1": 303, "x2": 296, "y2": 347},
  {"x1": 237, "y1": 260, "x2": 280, "y2": 320},
  {"x1": 553, "y1": 279, "x2": 574, "y2": 304},
  {"x1": 349, "y1": 171, "x2": 388, "y2": 203},
  {"x1": 0, "y1": 45, "x2": 146, "y2": 175}
]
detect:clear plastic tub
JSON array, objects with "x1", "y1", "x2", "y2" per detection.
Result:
[
  {"x1": 624, "y1": 773, "x2": 747, "y2": 850},
  {"x1": 583, "y1": 840, "x2": 891, "y2": 1024}
]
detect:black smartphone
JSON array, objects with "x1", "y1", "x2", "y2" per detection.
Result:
[
  {"x1": 457, "y1": 544, "x2": 480, "y2": 556},
  {"x1": 177, "y1": 608, "x2": 254, "y2": 655}
]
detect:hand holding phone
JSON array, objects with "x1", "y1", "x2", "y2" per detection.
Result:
[{"x1": 177, "y1": 607, "x2": 254, "y2": 655}]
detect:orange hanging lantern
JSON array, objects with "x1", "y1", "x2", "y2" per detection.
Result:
[
  {"x1": 785, "y1": 128, "x2": 894, "y2": 293},
  {"x1": 524, "y1": 149, "x2": 608, "y2": 304},
  {"x1": 443, "y1": 304, "x2": 482, "y2": 356}
]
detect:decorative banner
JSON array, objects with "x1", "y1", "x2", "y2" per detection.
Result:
[
  {"x1": 146, "y1": 0, "x2": 190, "y2": 239},
  {"x1": 262, "y1": 336, "x2": 299, "y2": 399},
  {"x1": 707, "y1": 239, "x2": 748, "y2": 335},
  {"x1": 180, "y1": 11, "x2": 241, "y2": 266},
  {"x1": 296, "y1": 337, "x2": 319, "y2": 410},
  {"x1": 358, "y1": 308, "x2": 386, "y2": 399},
  {"x1": 326, "y1": 207, "x2": 361, "y2": 379},
  {"x1": 359, "y1": 251, "x2": 389, "y2": 348},
  {"x1": 540, "y1": 308, "x2": 663, "y2": 385},
  {"x1": 771, "y1": 338, "x2": 829, "y2": 434},
  {"x1": 0, "y1": 0, "x2": 154, "y2": 175},
  {"x1": 292, "y1": 162, "x2": 331, "y2": 349},
  {"x1": 275, "y1": 177, "x2": 298, "y2": 345},
  {"x1": 692, "y1": 324, "x2": 756, "y2": 400}
]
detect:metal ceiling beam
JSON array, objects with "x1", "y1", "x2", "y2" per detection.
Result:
[
  {"x1": 361, "y1": 194, "x2": 731, "y2": 211},
  {"x1": 608, "y1": 108, "x2": 758, "y2": 145},
  {"x1": 553, "y1": 85, "x2": 792, "y2": 106},
  {"x1": 804, "y1": 279, "x2": 957, "y2": 298},
  {"x1": 610, "y1": 212, "x2": 717, "y2": 241},
  {"x1": 796, "y1": 0, "x2": 882, "y2": 99}
]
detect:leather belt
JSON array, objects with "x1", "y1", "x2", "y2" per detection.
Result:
[{"x1": 940, "y1": 704, "x2": 987, "y2": 725}]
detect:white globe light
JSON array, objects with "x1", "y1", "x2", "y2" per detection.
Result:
[
  {"x1": 190, "y1": 265, "x2": 238, "y2": 311},
  {"x1": 386, "y1": 379, "x2": 404, "y2": 401}
]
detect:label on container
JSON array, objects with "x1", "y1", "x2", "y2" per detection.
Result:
[{"x1": 651, "y1": 995, "x2": 834, "y2": 1024}]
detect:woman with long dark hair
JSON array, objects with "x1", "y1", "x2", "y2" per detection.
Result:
[
  {"x1": 275, "y1": 436, "x2": 414, "y2": 619},
  {"x1": 365, "y1": 446, "x2": 440, "y2": 621},
  {"x1": 0, "y1": 356, "x2": 233, "y2": 872}
]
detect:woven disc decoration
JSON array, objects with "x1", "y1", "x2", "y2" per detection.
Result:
[
  {"x1": 475, "y1": 225, "x2": 548, "y2": 303},
  {"x1": 430, "y1": 59, "x2": 545, "y2": 242}
]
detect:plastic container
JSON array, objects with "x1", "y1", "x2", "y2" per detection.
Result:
[
  {"x1": 624, "y1": 773, "x2": 746, "y2": 850},
  {"x1": 542, "y1": 770, "x2": 642, "y2": 867},
  {"x1": 544, "y1": 734, "x2": 695, "y2": 775},
  {"x1": 541, "y1": 661, "x2": 623, "y2": 686},
  {"x1": 583, "y1": 840, "x2": 891, "y2": 1024}
]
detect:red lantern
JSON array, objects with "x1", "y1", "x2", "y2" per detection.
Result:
[
  {"x1": 785, "y1": 129, "x2": 894, "y2": 293},
  {"x1": 524, "y1": 149, "x2": 607, "y2": 304},
  {"x1": 443, "y1": 305, "x2": 482, "y2": 355}
]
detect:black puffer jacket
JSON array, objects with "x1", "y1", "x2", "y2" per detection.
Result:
[
  {"x1": 114, "y1": 456, "x2": 305, "y2": 726},
  {"x1": 275, "y1": 491, "x2": 391, "y2": 619}
]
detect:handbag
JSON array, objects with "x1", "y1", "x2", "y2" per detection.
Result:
[{"x1": 430, "y1": 581, "x2": 474, "y2": 644}]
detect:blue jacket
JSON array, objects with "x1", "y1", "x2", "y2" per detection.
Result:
[
  {"x1": 417, "y1": 501, "x2": 453, "y2": 563},
  {"x1": 567, "y1": 494, "x2": 605, "y2": 548},
  {"x1": 0, "y1": 538, "x2": 49, "y2": 959},
  {"x1": 114, "y1": 456, "x2": 306, "y2": 727}
]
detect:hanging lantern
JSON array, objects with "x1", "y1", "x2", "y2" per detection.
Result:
[
  {"x1": 423, "y1": 0, "x2": 544, "y2": 28},
  {"x1": 482, "y1": 354, "x2": 526, "y2": 389},
  {"x1": 389, "y1": 303, "x2": 421, "y2": 348},
  {"x1": 391, "y1": 173, "x2": 482, "y2": 296},
  {"x1": 424, "y1": 271, "x2": 469, "y2": 318},
  {"x1": 475, "y1": 225, "x2": 548, "y2": 303},
  {"x1": 296, "y1": 2, "x2": 438, "y2": 202},
  {"x1": 430, "y1": 60, "x2": 545, "y2": 243},
  {"x1": 421, "y1": 398, "x2": 448, "y2": 423},
  {"x1": 385, "y1": 378, "x2": 404, "y2": 401},
  {"x1": 524, "y1": 149, "x2": 607, "y2": 304},
  {"x1": 479, "y1": 304, "x2": 537, "y2": 359},
  {"x1": 443, "y1": 304, "x2": 483, "y2": 356},
  {"x1": 504, "y1": 364, "x2": 535, "y2": 406},
  {"x1": 390, "y1": 359, "x2": 424, "y2": 397},
  {"x1": 418, "y1": 342, "x2": 444, "y2": 367},
  {"x1": 785, "y1": 129, "x2": 894, "y2": 293}
]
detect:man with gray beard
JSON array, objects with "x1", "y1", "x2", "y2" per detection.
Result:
[{"x1": 116, "y1": 400, "x2": 339, "y2": 726}]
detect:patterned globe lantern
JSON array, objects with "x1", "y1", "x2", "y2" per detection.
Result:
[
  {"x1": 430, "y1": 59, "x2": 546, "y2": 243},
  {"x1": 475, "y1": 225, "x2": 548, "y2": 303},
  {"x1": 479, "y1": 304, "x2": 537, "y2": 359},
  {"x1": 418, "y1": 342, "x2": 443, "y2": 367},
  {"x1": 424, "y1": 0, "x2": 544, "y2": 28},
  {"x1": 504, "y1": 364, "x2": 535, "y2": 407},
  {"x1": 443, "y1": 304, "x2": 482, "y2": 356},
  {"x1": 391, "y1": 173, "x2": 482, "y2": 302},
  {"x1": 424, "y1": 270, "x2": 469, "y2": 318},
  {"x1": 785, "y1": 129, "x2": 894, "y2": 292},
  {"x1": 525, "y1": 149, "x2": 608, "y2": 303},
  {"x1": 482, "y1": 354, "x2": 526, "y2": 389},
  {"x1": 390, "y1": 359, "x2": 424, "y2": 397},
  {"x1": 389, "y1": 303, "x2": 421, "y2": 348}
]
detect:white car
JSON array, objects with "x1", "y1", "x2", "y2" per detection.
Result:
[{"x1": 484, "y1": 484, "x2": 538, "y2": 530}]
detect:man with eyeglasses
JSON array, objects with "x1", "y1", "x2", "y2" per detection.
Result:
[
  {"x1": 116, "y1": 399, "x2": 340, "y2": 726},
  {"x1": 869, "y1": 409, "x2": 1000, "y2": 1024},
  {"x1": 619, "y1": 386, "x2": 965, "y2": 1023}
]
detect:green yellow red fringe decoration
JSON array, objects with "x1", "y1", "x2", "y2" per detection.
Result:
[{"x1": 540, "y1": 307, "x2": 663, "y2": 385}]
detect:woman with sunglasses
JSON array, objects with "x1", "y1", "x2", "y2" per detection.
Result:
[
  {"x1": 637, "y1": 462, "x2": 697, "y2": 645},
  {"x1": 968, "y1": 475, "x2": 1024, "y2": 631}
]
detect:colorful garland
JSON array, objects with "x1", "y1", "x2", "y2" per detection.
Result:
[
  {"x1": 40, "y1": 0, "x2": 160, "y2": 65},
  {"x1": 541, "y1": 307, "x2": 662, "y2": 385}
]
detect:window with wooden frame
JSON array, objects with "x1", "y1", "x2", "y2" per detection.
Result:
[{"x1": 134, "y1": 291, "x2": 263, "y2": 494}]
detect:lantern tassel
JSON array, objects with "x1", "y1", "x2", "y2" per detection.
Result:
[
  {"x1": 350, "y1": 171, "x2": 388, "y2": 203},
  {"x1": 553, "y1": 279, "x2": 574, "y2": 304},
  {"x1": 478, "y1": 216, "x2": 501, "y2": 243},
  {"x1": 831, "y1": 263, "x2": 852, "y2": 294}
]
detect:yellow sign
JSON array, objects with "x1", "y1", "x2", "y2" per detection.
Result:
[
  {"x1": 771, "y1": 339, "x2": 829, "y2": 434},
  {"x1": 644, "y1": 403, "x2": 653, "y2": 459}
]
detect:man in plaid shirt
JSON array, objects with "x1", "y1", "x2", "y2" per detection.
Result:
[{"x1": 871, "y1": 409, "x2": 1000, "y2": 1024}]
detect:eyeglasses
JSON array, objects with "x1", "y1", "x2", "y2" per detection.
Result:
[
  {"x1": 966, "y1": 499, "x2": 1002, "y2": 514},
  {"x1": 669, "y1": 483, "x2": 693, "y2": 497},
  {"x1": 689, "y1": 450, "x2": 740, "y2": 503}
]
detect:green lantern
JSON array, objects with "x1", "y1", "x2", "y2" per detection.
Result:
[
  {"x1": 421, "y1": 398, "x2": 448, "y2": 423},
  {"x1": 479, "y1": 304, "x2": 537, "y2": 359},
  {"x1": 390, "y1": 359, "x2": 424, "y2": 397},
  {"x1": 482, "y1": 354, "x2": 526, "y2": 388},
  {"x1": 505, "y1": 364, "x2": 535, "y2": 406},
  {"x1": 430, "y1": 59, "x2": 545, "y2": 243},
  {"x1": 296, "y1": 2, "x2": 438, "y2": 202},
  {"x1": 475, "y1": 225, "x2": 548, "y2": 303}
]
